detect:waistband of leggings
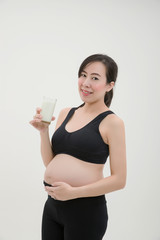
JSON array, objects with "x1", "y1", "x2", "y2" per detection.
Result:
[{"x1": 43, "y1": 180, "x2": 106, "y2": 205}]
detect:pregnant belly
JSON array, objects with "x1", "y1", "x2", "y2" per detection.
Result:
[{"x1": 44, "y1": 154, "x2": 104, "y2": 187}]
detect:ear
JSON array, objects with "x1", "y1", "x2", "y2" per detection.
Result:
[{"x1": 106, "y1": 81, "x2": 115, "y2": 92}]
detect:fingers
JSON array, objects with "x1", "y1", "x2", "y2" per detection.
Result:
[
  {"x1": 29, "y1": 107, "x2": 55, "y2": 127},
  {"x1": 34, "y1": 107, "x2": 55, "y2": 121},
  {"x1": 29, "y1": 120, "x2": 34, "y2": 125},
  {"x1": 29, "y1": 114, "x2": 42, "y2": 125},
  {"x1": 33, "y1": 107, "x2": 42, "y2": 120},
  {"x1": 51, "y1": 116, "x2": 56, "y2": 121},
  {"x1": 29, "y1": 119, "x2": 40, "y2": 126},
  {"x1": 36, "y1": 107, "x2": 42, "y2": 114},
  {"x1": 33, "y1": 113, "x2": 42, "y2": 120},
  {"x1": 45, "y1": 187, "x2": 57, "y2": 199}
]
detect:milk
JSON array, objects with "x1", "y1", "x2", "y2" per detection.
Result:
[{"x1": 41, "y1": 96, "x2": 57, "y2": 123}]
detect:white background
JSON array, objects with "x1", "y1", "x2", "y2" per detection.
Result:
[{"x1": 0, "y1": 0, "x2": 160, "y2": 239}]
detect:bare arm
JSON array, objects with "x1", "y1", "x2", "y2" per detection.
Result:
[
  {"x1": 29, "y1": 107, "x2": 55, "y2": 167},
  {"x1": 30, "y1": 107, "x2": 71, "y2": 167},
  {"x1": 40, "y1": 129, "x2": 54, "y2": 167}
]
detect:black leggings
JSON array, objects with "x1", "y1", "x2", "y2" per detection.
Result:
[{"x1": 42, "y1": 181, "x2": 108, "y2": 240}]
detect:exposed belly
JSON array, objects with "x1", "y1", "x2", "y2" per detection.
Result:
[{"x1": 44, "y1": 154, "x2": 104, "y2": 187}]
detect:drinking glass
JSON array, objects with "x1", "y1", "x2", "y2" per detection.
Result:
[{"x1": 41, "y1": 96, "x2": 57, "y2": 124}]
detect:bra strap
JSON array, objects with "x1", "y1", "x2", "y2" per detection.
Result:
[
  {"x1": 91, "y1": 111, "x2": 115, "y2": 127},
  {"x1": 62, "y1": 108, "x2": 76, "y2": 126}
]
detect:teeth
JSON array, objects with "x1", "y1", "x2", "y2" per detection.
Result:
[{"x1": 82, "y1": 90, "x2": 91, "y2": 93}]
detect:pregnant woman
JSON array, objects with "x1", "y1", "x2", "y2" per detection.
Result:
[{"x1": 30, "y1": 53, "x2": 127, "y2": 240}]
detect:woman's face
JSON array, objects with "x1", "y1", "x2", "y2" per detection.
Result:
[{"x1": 78, "y1": 61, "x2": 113, "y2": 104}]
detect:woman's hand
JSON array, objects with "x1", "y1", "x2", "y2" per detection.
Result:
[
  {"x1": 45, "y1": 182, "x2": 78, "y2": 201},
  {"x1": 29, "y1": 107, "x2": 55, "y2": 132}
]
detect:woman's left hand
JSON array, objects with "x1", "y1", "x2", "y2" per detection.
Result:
[{"x1": 45, "y1": 182, "x2": 78, "y2": 201}]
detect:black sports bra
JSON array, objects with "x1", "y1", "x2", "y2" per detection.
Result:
[{"x1": 51, "y1": 106, "x2": 115, "y2": 164}]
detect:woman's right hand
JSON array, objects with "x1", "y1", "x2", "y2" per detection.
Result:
[{"x1": 29, "y1": 107, "x2": 55, "y2": 132}]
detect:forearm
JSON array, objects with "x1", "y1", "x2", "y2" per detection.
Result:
[
  {"x1": 40, "y1": 129, "x2": 54, "y2": 167},
  {"x1": 74, "y1": 175, "x2": 126, "y2": 198}
]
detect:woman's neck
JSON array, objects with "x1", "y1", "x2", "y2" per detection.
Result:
[{"x1": 80, "y1": 101, "x2": 109, "y2": 114}]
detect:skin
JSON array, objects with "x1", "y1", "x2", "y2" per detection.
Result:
[{"x1": 30, "y1": 61, "x2": 127, "y2": 201}]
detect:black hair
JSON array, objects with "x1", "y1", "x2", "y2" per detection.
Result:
[{"x1": 78, "y1": 54, "x2": 118, "y2": 107}]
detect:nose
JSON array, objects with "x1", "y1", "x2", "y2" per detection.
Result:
[{"x1": 83, "y1": 77, "x2": 90, "y2": 87}]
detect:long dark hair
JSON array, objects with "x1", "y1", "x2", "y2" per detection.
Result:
[{"x1": 78, "y1": 54, "x2": 118, "y2": 107}]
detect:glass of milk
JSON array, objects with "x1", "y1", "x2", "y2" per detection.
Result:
[{"x1": 41, "y1": 96, "x2": 57, "y2": 124}]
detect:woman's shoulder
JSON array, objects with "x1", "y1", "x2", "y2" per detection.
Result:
[
  {"x1": 59, "y1": 107, "x2": 72, "y2": 115},
  {"x1": 101, "y1": 110, "x2": 125, "y2": 132},
  {"x1": 100, "y1": 111, "x2": 125, "y2": 144},
  {"x1": 59, "y1": 104, "x2": 81, "y2": 116},
  {"x1": 57, "y1": 107, "x2": 73, "y2": 121},
  {"x1": 108, "y1": 111, "x2": 124, "y2": 126},
  {"x1": 55, "y1": 107, "x2": 72, "y2": 130}
]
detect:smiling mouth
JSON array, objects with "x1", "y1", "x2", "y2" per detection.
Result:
[{"x1": 81, "y1": 89, "x2": 93, "y2": 94}]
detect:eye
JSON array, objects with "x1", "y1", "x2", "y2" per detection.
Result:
[
  {"x1": 92, "y1": 77, "x2": 99, "y2": 80},
  {"x1": 80, "y1": 73, "x2": 86, "y2": 77}
]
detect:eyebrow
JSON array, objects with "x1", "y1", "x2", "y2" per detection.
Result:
[{"x1": 82, "y1": 70, "x2": 101, "y2": 77}]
